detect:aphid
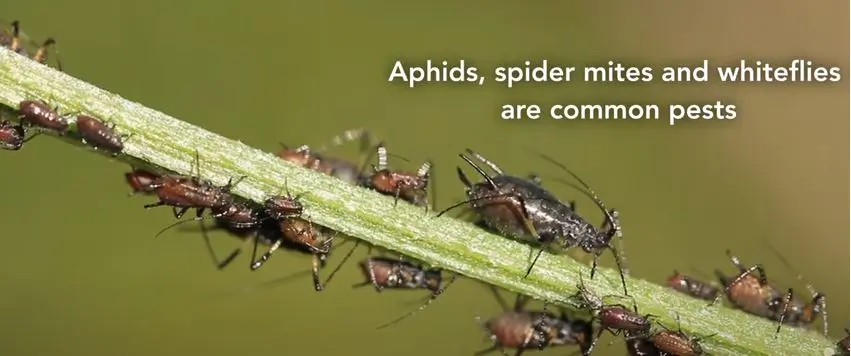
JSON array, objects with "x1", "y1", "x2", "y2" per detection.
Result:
[
  {"x1": 124, "y1": 168, "x2": 161, "y2": 196},
  {"x1": 836, "y1": 328, "x2": 849, "y2": 356},
  {"x1": 199, "y1": 194, "x2": 302, "y2": 271},
  {"x1": 625, "y1": 332, "x2": 661, "y2": 356},
  {"x1": 277, "y1": 128, "x2": 373, "y2": 185},
  {"x1": 352, "y1": 256, "x2": 459, "y2": 329},
  {"x1": 647, "y1": 314, "x2": 713, "y2": 356},
  {"x1": 18, "y1": 100, "x2": 68, "y2": 135},
  {"x1": 437, "y1": 148, "x2": 628, "y2": 296},
  {"x1": 0, "y1": 120, "x2": 27, "y2": 150},
  {"x1": 157, "y1": 180, "x2": 304, "y2": 236},
  {"x1": 143, "y1": 151, "x2": 244, "y2": 220},
  {"x1": 477, "y1": 289, "x2": 593, "y2": 356},
  {"x1": 263, "y1": 183, "x2": 304, "y2": 220},
  {"x1": 667, "y1": 270, "x2": 719, "y2": 302},
  {"x1": 153, "y1": 184, "x2": 307, "y2": 272},
  {"x1": 573, "y1": 275, "x2": 655, "y2": 356},
  {"x1": 709, "y1": 249, "x2": 827, "y2": 337},
  {"x1": 249, "y1": 216, "x2": 336, "y2": 291},
  {"x1": 0, "y1": 21, "x2": 26, "y2": 55},
  {"x1": 199, "y1": 203, "x2": 273, "y2": 270},
  {"x1": 363, "y1": 142, "x2": 433, "y2": 210},
  {"x1": 75, "y1": 115, "x2": 129, "y2": 154},
  {"x1": 1, "y1": 20, "x2": 62, "y2": 70}
]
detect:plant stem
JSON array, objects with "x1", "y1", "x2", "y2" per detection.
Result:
[{"x1": 0, "y1": 48, "x2": 836, "y2": 355}]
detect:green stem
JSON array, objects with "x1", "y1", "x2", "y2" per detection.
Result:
[{"x1": 0, "y1": 47, "x2": 836, "y2": 355}]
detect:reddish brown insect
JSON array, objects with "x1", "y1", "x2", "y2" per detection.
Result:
[
  {"x1": 124, "y1": 168, "x2": 161, "y2": 196},
  {"x1": 0, "y1": 120, "x2": 27, "y2": 150},
  {"x1": 477, "y1": 289, "x2": 594, "y2": 356},
  {"x1": 573, "y1": 275, "x2": 655, "y2": 356},
  {"x1": 277, "y1": 128, "x2": 373, "y2": 185},
  {"x1": 143, "y1": 151, "x2": 244, "y2": 221},
  {"x1": 76, "y1": 115, "x2": 129, "y2": 154},
  {"x1": 1, "y1": 20, "x2": 62, "y2": 70},
  {"x1": 18, "y1": 100, "x2": 68, "y2": 135},
  {"x1": 363, "y1": 142, "x2": 433, "y2": 210},
  {"x1": 667, "y1": 270, "x2": 719, "y2": 302},
  {"x1": 709, "y1": 249, "x2": 827, "y2": 337},
  {"x1": 351, "y1": 256, "x2": 459, "y2": 329},
  {"x1": 198, "y1": 202, "x2": 273, "y2": 270},
  {"x1": 263, "y1": 183, "x2": 304, "y2": 220},
  {"x1": 647, "y1": 314, "x2": 713, "y2": 356},
  {"x1": 248, "y1": 217, "x2": 335, "y2": 291},
  {"x1": 625, "y1": 332, "x2": 661, "y2": 356}
]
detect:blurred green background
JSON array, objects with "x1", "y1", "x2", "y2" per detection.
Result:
[{"x1": 0, "y1": 1, "x2": 847, "y2": 355}]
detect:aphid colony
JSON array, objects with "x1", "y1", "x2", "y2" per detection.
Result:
[{"x1": 0, "y1": 19, "x2": 843, "y2": 356}]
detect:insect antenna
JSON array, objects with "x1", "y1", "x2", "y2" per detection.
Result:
[
  {"x1": 436, "y1": 192, "x2": 530, "y2": 218},
  {"x1": 763, "y1": 239, "x2": 828, "y2": 337},
  {"x1": 434, "y1": 153, "x2": 506, "y2": 218},
  {"x1": 153, "y1": 214, "x2": 217, "y2": 238},
  {"x1": 533, "y1": 151, "x2": 628, "y2": 295},
  {"x1": 375, "y1": 272, "x2": 460, "y2": 330}
]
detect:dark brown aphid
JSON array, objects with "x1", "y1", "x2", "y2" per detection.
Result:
[
  {"x1": 263, "y1": 183, "x2": 304, "y2": 220},
  {"x1": 153, "y1": 185, "x2": 307, "y2": 274},
  {"x1": 437, "y1": 149, "x2": 628, "y2": 296},
  {"x1": 573, "y1": 276, "x2": 655, "y2": 356},
  {"x1": 277, "y1": 128, "x2": 373, "y2": 185},
  {"x1": 0, "y1": 120, "x2": 27, "y2": 150},
  {"x1": 625, "y1": 332, "x2": 661, "y2": 356},
  {"x1": 709, "y1": 249, "x2": 827, "y2": 337},
  {"x1": 1, "y1": 20, "x2": 62, "y2": 70},
  {"x1": 145, "y1": 175, "x2": 242, "y2": 219},
  {"x1": 76, "y1": 115, "x2": 129, "y2": 154},
  {"x1": 124, "y1": 168, "x2": 161, "y2": 196},
  {"x1": 198, "y1": 203, "x2": 274, "y2": 270},
  {"x1": 143, "y1": 151, "x2": 244, "y2": 221},
  {"x1": 18, "y1": 100, "x2": 68, "y2": 135},
  {"x1": 363, "y1": 142, "x2": 433, "y2": 210},
  {"x1": 477, "y1": 289, "x2": 593, "y2": 356},
  {"x1": 253, "y1": 217, "x2": 335, "y2": 291},
  {"x1": 837, "y1": 328, "x2": 849, "y2": 356},
  {"x1": 354, "y1": 256, "x2": 459, "y2": 329},
  {"x1": 156, "y1": 180, "x2": 304, "y2": 238},
  {"x1": 667, "y1": 270, "x2": 719, "y2": 302},
  {"x1": 647, "y1": 314, "x2": 713, "y2": 356}
]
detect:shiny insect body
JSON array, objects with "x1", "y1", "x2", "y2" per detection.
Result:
[
  {"x1": 667, "y1": 270, "x2": 719, "y2": 302},
  {"x1": 277, "y1": 128, "x2": 373, "y2": 185},
  {"x1": 477, "y1": 290, "x2": 593, "y2": 356},
  {"x1": 363, "y1": 142, "x2": 433, "y2": 210},
  {"x1": 154, "y1": 180, "x2": 304, "y2": 238},
  {"x1": 353, "y1": 256, "x2": 459, "y2": 329},
  {"x1": 143, "y1": 152, "x2": 244, "y2": 221},
  {"x1": 263, "y1": 185, "x2": 304, "y2": 220},
  {"x1": 18, "y1": 100, "x2": 68, "y2": 135},
  {"x1": 437, "y1": 148, "x2": 627, "y2": 296},
  {"x1": 75, "y1": 115, "x2": 129, "y2": 154},
  {"x1": 0, "y1": 120, "x2": 26, "y2": 150},
  {"x1": 647, "y1": 314, "x2": 712, "y2": 356},
  {"x1": 124, "y1": 168, "x2": 163, "y2": 197},
  {"x1": 573, "y1": 276, "x2": 654, "y2": 356},
  {"x1": 625, "y1": 333, "x2": 661, "y2": 356},
  {"x1": 355, "y1": 256, "x2": 441, "y2": 292},
  {"x1": 710, "y1": 249, "x2": 827, "y2": 336},
  {"x1": 253, "y1": 217, "x2": 335, "y2": 291},
  {"x1": 1, "y1": 20, "x2": 61, "y2": 69}
]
